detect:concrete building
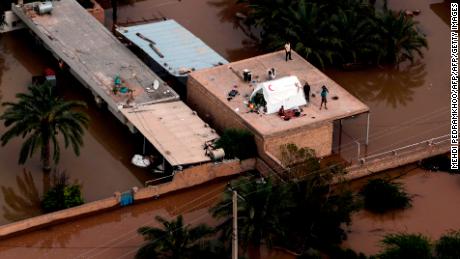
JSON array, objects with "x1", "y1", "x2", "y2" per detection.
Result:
[{"x1": 187, "y1": 51, "x2": 370, "y2": 168}]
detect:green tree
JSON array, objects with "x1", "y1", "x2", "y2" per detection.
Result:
[
  {"x1": 41, "y1": 171, "x2": 84, "y2": 212},
  {"x1": 376, "y1": 10, "x2": 428, "y2": 64},
  {"x1": 0, "y1": 83, "x2": 89, "y2": 171},
  {"x1": 378, "y1": 233, "x2": 432, "y2": 259},
  {"x1": 210, "y1": 177, "x2": 294, "y2": 256},
  {"x1": 360, "y1": 178, "x2": 412, "y2": 213},
  {"x1": 435, "y1": 231, "x2": 460, "y2": 259},
  {"x1": 278, "y1": 144, "x2": 357, "y2": 255},
  {"x1": 215, "y1": 128, "x2": 257, "y2": 159},
  {"x1": 136, "y1": 215, "x2": 221, "y2": 259}
]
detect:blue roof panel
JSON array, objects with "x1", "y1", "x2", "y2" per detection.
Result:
[{"x1": 117, "y1": 20, "x2": 228, "y2": 77}]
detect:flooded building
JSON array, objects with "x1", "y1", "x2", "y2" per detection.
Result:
[
  {"x1": 187, "y1": 51, "x2": 370, "y2": 168},
  {"x1": 116, "y1": 20, "x2": 228, "y2": 86},
  {"x1": 12, "y1": 0, "x2": 220, "y2": 170}
]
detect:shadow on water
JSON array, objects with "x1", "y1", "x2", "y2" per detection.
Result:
[
  {"x1": 207, "y1": 0, "x2": 263, "y2": 61},
  {"x1": 0, "y1": 170, "x2": 43, "y2": 222},
  {"x1": 329, "y1": 61, "x2": 427, "y2": 108}
]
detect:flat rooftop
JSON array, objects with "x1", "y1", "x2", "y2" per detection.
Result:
[
  {"x1": 120, "y1": 101, "x2": 219, "y2": 166},
  {"x1": 13, "y1": 0, "x2": 179, "y2": 109},
  {"x1": 116, "y1": 20, "x2": 228, "y2": 78},
  {"x1": 189, "y1": 51, "x2": 370, "y2": 136}
]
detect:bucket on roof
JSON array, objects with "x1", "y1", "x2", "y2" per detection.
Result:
[{"x1": 37, "y1": 2, "x2": 53, "y2": 15}]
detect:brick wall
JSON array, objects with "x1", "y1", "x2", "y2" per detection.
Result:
[
  {"x1": 265, "y1": 122, "x2": 333, "y2": 159},
  {"x1": 187, "y1": 76, "x2": 334, "y2": 168},
  {"x1": 187, "y1": 76, "x2": 249, "y2": 132}
]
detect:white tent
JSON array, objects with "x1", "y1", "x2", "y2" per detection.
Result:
[{"x1": 250, "y1": 76, "x2": 307, "y2": 114}]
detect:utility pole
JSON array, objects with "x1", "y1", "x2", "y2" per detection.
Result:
[{"x1": 232, "y1": 190, "x2": 238, "y2": 259}]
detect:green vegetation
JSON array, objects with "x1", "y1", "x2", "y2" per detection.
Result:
[
  {"x1": 211, "y1": 177, "x2": 294, "y2": 253},
  {"x1": 136, "y1": 215, "x2": 223, "y2": 259},
  {"x1": 239, "y1": 0, "x2": 427, "y2": 68},
  {"x1": 435, "y1": 231, "x2": 460, "y2": 259},
  {"x1": 378, "y1": 233, "x2": 432, "y2": 259},
  {"x1": 41, "y1": 171, "x2": 84, "y2": 212},
  {"x1": 210, "y1": 144, "x2": 357, "y2": 257},
  {"x1": 215, "y1": 128, "x2": 257, "y2": 159},
  {"x1": 0, "y1": 83, "x2": 89, "y2": 171},
  {"x1": 420, "y1": 154, "x2": 455, "y2": 173},
  {"x1": 360, "y1": 178, "x2": 412, "y2": 213}
]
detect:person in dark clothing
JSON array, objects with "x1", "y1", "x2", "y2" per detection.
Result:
[
  {"x1": 320, "y1": 85, "x2": 329, "y2": 110},
  {"x1": 285, "y1": 42, "x2": 292, "y2": 61},
  {"x1": 303, "y1": 83, "x2": 310, "y2": 105}
]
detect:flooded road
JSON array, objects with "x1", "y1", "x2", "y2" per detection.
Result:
[{"x1": 343, "y1": 169, "x2": 460, "y2": 255}]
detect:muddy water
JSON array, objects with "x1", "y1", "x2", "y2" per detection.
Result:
[
  {"x1": 325, "y1": 0, "x2": 451, "y2": 160},
  {"x1": 112, "y1": 0, "x2": 452, "y2": 162},
  {"x1": 114, "y1": 0, "x2": 262, "y2": 61},
  {"x1": 343, "y1": 169, "x2": 460, "y2": 255},
  {"x1": 0, "y1": 31, "x2": 150, "y2": 225},
  {"x1": 0, "y1": 180, "x2": 226, "y2": 259}
]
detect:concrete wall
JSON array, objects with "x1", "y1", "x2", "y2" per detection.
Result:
[
  {"x1": 0, "y1": 159, "x2": 255, "y2": 240},
  {"x1": 342, "y1": 143, "x2": 450, "y2": 181}
]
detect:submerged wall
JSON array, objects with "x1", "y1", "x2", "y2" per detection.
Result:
[{"x1": 0, "y1": 158, "x2": 255, "y2": 240}]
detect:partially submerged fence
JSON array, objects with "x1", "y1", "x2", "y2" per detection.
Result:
[{"x1": 344, "y1": 134, "x2": 451, "y2": 180}]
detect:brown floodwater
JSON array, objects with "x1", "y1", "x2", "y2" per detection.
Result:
[
  {"x1": 0, "y1": 179, "x2": 295, "y2": 259},
  {"x1": 112, "y1": 0, "x2": 451, "y2": 162},
  {"x1": 0, "y1": 31, "x2": 150, "y2": 225},
  {"x1": 343, "y1": 168, "x2": 460, "y2": 256},
  {"x1": 0, "y1": 0, "x2": 454, "y2": 256}
]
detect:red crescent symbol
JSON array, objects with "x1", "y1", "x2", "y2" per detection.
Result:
[{"x1": 268, "y1": 84, "x2": 274, "y2": 91}]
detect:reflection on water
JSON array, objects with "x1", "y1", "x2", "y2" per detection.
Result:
[
  {"x1": 343, "y1": 169, "x2": 460, "y2": 255},
  {"x1": 1, "y1": 170, "x2": 42, "y2": 222},
  {"x1": 330, "y1": 61, "x2": 427, "y2": 108}
]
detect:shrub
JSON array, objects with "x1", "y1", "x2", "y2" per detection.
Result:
[
  {"x1": 360, "y1": 178, "x2": 411, "y2": 213},
  {"x1": 215, "y1": 129, "x2": 257, "y2": 159},
  {"x1": 435, "y1": 231, "x2": 460, "y2": 259},
  {"x1": 41, "y1": 171, "x2": 84, "y2": 212},
  {"x1": 378, "y1": 233, "x2": 432, "y2": 259},
  {"x1": 420, "y1": 154, "x2": 455, "y2": 173}
]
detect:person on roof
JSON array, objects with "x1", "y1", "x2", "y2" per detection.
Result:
[
  {"x1": 285, "y1": 42, "x2": 292, "y2": 61},
  {"x1": 320, "y1": 85, "x2": 329, "y2": 110},
  {"x1": 303, "y1": 82, "x2": 310, "y2": 105}
]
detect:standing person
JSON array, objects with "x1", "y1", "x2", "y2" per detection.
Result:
[
  {"x1": 320, "y1": 85, "x2": 329, "y2": 110},
  {"x1": 303, "y1": 82, "x2": 310, "y2": 105},
  {"x1": 285, "y1": 42, "x2": 292, "y2": 61}
]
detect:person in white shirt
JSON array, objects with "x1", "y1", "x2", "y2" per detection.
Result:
[{"x1": 285, "y1": 42, "x2": 292, "y2": 61}]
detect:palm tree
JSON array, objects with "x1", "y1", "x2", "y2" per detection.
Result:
[
  {"x1": 210, "y1": 177, "x2": 294, "y2": 256},
  {"x1": 0, "y1": 83, "x2": 89, "y2": 171},
  {"x1": 262, "y1": 1, "x2": 344, "y2": 68},
  {"x1": 378, "y1": 233, "x2": 432, "y2": 259},
  {"x1": 376, "y1": 10, "x2": 428, "y2": 64},
  {"x1": 136, "y1": 215, "x2": 220, "y2": 259}
]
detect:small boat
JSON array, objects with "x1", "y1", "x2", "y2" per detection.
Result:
[{"x1": 131, "y1": 154, "x2": 152, "y2": 168}]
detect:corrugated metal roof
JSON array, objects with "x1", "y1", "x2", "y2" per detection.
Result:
[
  {"x1": 117, "y1": 20, "x2": 228, "y2": 77},
  {"x1": 120, "y1": 101, "x2": 219, "y2": 166}
]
